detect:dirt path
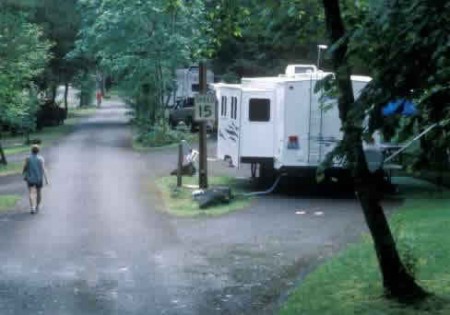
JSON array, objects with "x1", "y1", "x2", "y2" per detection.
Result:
[{"x1": 0, "y1": 100, "x2": 373, "y2": 315}]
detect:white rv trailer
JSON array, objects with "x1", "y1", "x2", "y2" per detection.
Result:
[
  {"x1": 174, "y1": 67, "x2": 214, "y2": 101},
  {"x1": 214, "y1": 65, "x2": 374, "y2": 177}
]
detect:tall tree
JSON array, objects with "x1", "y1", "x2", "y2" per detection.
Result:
[
  {"x1": 321, "y1": 0, "x2": 427, "y2": 301},
  {"x1": 209, "y1": 0, "x2": 326, "y2": 80},
  {"x1": 0, "y1": 5, "x2": 51, "y2": 164},
  {"x1": 31, "y1": 0, "x2": 81, "y2": 108},
  {"x1": 347, "y1": 0, "x2": 450, "y2": 176},
  {"x1": 75, "y1": 0, "x2": 210, "y2": 128}
]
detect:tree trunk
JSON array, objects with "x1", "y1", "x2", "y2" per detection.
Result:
[
  {"x1": 101, "y1": 73, "x2": 106, "y2": 98},
  {"x1": 322, "y1": 0, "x2": 426, "y2": 301},
  {"x1": 0, "y1": 142, "x2": 7, "y2": 165},
  {"x1": 64, "y1": 82, "x2": 69, "y2": 111},
  {"x1": 51, "y1": 84, "x2": 58, "y2": 103},
  {"x1": 0, "y1": 131, "x2": 6, "y2": 165}
]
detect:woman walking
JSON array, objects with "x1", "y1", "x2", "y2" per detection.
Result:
[{"x1": 22, "y1": 145, "x2": 49, "y2": 214}]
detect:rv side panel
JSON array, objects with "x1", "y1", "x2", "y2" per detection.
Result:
[
  {"x1": 276, "y1": 80, "x2": 312, "y2": 169},
  {"x1": 216, "y1": 86, "x2": 241, "y2": 167}
]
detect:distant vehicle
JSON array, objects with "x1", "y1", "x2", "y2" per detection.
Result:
[
  {"x1": 168, "y1": 97, "x2": 195, "y2": 129},
  {"x1": 167, "y1": 66, "x2": 215, "y2": 108},
  {"x1": 167, "y1": 66, "x2": 215, "y2": 131},
  {"x1": 212, "y1": 64, "x2": 386, "y2": 180},
  {"x1": 168, "y1": 97, "x2": 216, "y2": 132}
]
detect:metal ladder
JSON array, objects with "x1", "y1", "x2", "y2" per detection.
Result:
[{"x1": 308, "y1": 78, "x2": 323, "y2": 163}]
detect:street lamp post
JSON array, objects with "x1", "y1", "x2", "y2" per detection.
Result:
[{"x1": 316, "y1": 44, "x2": 328, "y2": 70}]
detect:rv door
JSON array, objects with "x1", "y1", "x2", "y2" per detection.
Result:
[{"x1": 240, "y1": 91, "x2": 275, "y2": 160}]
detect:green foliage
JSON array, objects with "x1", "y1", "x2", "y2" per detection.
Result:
[
  {"x1": 317, "y1": 1, "x2": 450, "y2": 173},
  {"x1": 72, "y1": 71, "x2": 96, "y2": 107},
  {"x1": 210, "y1": 0, "x2": 326, "y2": 79},
  {"x1": 75, "y1": 0, "x2": 211, "y2": 130},
  {"x1": 347, "y1": 0, "x2": 450, "y2": 171},
  {"x1": 135, "y1": 123, "x2": 195, "y2": 148},
  {"x1": 31, "y1": 0, "x2": 82, "y2": 95},
  {"x1": 0, "y1": 9, "x2": 51, "y2": 134}
]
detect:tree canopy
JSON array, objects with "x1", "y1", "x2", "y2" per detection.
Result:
[{"x1": 0, "y1": 7, "x2": 51, "y2": 133}]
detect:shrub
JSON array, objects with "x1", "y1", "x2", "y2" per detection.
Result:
[{"x1": 136, "y1": 123, "x2": 195, "y2": 147}]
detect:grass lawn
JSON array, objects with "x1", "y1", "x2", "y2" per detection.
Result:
[
  {"x1": 0, "y1": 195, "x2": 21, "y2": 212},
  {"x1": 0, "y1": 163, "x2": 23, "y2": 176},
  {"x1": 2, "y1": 106, "x2": 97, "y2": 156},
  {"x1": 132, "y1": 139, "x2": 181, "y2": 152},
  {"x1": 280, "y1": 178, "x2": 450, "y2": 315},
  {"x1": 155, "y1": 175, "x2": 252, "y2": 217}
]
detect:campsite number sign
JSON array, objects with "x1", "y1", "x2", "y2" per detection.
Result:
[{"x1": 194, "y1": 94, "x2": 216, "y2": 122}]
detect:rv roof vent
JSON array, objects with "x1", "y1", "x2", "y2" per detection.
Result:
[{"x1": 285, "y1": 64, "x2": 318, "y2": 76}]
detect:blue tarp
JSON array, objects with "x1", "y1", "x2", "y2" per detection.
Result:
[{"x1": 382, "y1": 99, "x2": 417, "y2": 117}]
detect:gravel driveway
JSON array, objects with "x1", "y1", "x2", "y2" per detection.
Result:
[{"x1": 0, "y1": 101, "x2": 385, "y2": 315}]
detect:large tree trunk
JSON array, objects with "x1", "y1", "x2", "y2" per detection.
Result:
[
  {"x1": 0, "y1": 142, "x2": 7, "y2": 165},
  {"x1": 64, "y1": 82, "x2": 69, "y2": 111},
  {"x1": 322, "y1": 0, "x2": 426, "y2": 301}
]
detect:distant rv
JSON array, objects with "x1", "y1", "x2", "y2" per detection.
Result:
[
  {"x1": 212, "y1": 64, "x2": 386, "y2": 180},
  {"x1": 168, "y1": 66, "x2": 215, "y2": 107}
]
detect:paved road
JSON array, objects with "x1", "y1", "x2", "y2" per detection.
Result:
[{"x1": 0, "y1": 101, "x2": 381, "y2": 314}]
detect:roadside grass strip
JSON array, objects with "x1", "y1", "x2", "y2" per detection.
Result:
[
  {"x1": 0, "y1": 195, "x2": 21, "y2": 212},
  {"x1": 280, "y1": 178, "x2": 450, "y2": 315},
  {"x1": 155, "y1": 176, "x2": 252, "y2": 217},
  {"x1": 132, "y1": 139, "x2": 181, "y2": 152},
  {"x1": 3, "y1": 107, "x2": 97, "y2": 157},
  {"x1": 0, "y1": 163, "x2": 23, "y2": 176},
  {"x1": 132, "y1": 131, "x2": 197, "y2": 151},
  {"x1": 68, "y1": 106, "x2": 97, "y2": 118}
]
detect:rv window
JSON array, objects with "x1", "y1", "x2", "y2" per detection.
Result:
[
  {"x1": 249, "y1": 99, "x2": 270, "y2": 122},
  {"x1": 295, "y1": 66, "x2": 315, "y2": 74},
  {"x1": 231, "y1": 97, "x2": 238, "y2": 119},
  {"x1": 184, "y1": 97, "x2": 194, "y2": 108},
  {"x1": 221, "y1": 96, "x2": 227, "y2": 117}
]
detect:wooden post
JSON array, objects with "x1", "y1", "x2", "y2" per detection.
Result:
[
  {"x1": 198, "y1": 62, "x2": 208, "y2": 189},
  {"x1": 177, "y1": 141, "x2": 183, "y2": 187}
]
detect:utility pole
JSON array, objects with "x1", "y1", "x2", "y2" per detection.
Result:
[
  {"x1": 198, "y1": 62, "x2": 208, "y2": 189},
  {"x1": 317, "y1": 44, "x2": 328, "y2": 70}
]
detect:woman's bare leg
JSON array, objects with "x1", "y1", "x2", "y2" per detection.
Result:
[
  {"x1": 36, "y1": 188, "x2": 42, "y2": 210},
  {"x1": 29, "y1": 186, "x2": 37, "y2": 212}
]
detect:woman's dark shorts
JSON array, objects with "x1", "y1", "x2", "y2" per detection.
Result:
[{"x1": 27, "y1": 181, "x2": 43, "y2": 189}]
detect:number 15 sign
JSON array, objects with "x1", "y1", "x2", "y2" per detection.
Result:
[{"x1": 194, "y1": 94, "x2": 216, "y2": 122}]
